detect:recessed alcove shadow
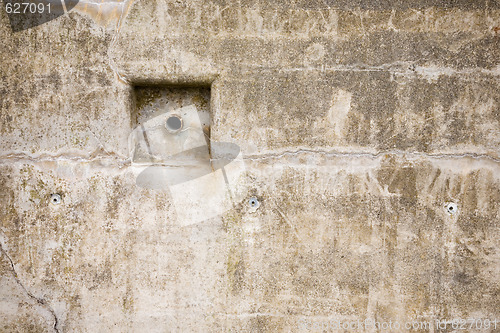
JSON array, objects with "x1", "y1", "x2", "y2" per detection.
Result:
[
  {"x1": 131, "y1": 86, "x2": 211, "y2": 144},
  {"x1": 129, "y1": 85, "x2": 212, "y2": 164}
]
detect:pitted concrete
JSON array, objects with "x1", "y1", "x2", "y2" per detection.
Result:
[{"x1": 1, "y1": 0, "x2": 499, "y2": 331}]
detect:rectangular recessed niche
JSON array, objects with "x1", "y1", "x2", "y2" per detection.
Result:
[{"x1": 130, "y1": 86, "x2": 211, "y2": 165}]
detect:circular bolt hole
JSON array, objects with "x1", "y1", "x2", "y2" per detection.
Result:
[
  {"x1": 248, "y1": 197, "x2": 260, "y2": 209},
  {"x1": 445, "y1": 202, "x2": 458, "y2": 215},
  {"x1": 166, "y1": 115, "x2": 183, "y2": 133},
  {"x1": 50, "y1": 193, "x2": 62, "y2": 205}
]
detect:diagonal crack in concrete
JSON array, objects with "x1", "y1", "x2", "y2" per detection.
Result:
[{"x1": 0, "y1": 243, "x2": 60, "y2": 333}]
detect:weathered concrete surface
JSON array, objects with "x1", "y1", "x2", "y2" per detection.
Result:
[{"x1": 1, "y1": 0, "x2": 499, "y2": 332}]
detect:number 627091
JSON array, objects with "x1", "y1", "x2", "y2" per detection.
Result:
[{"x1": 5, "y1": 2, "x2": 51, "y2": 14}]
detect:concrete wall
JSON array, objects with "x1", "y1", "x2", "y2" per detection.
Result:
[{"x1": 1, "y1": 0, "x2": 499, "y2": 331}]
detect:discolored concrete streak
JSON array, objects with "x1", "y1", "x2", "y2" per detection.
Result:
[{"x1": 1, "y1": 0, "x2": 499, "y2": 331}]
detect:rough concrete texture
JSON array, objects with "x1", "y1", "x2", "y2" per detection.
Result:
[{"x1": 1, "y1": 0, "x2": 499, "y2": 332}]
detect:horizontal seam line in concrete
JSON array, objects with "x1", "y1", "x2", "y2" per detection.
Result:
[
  {"x1": 120, "y1": 58, "x2": 500, "y2": 75},
  {"x1": 225, "y1": 65, "x2": 500, "y2": 76},
  {"x1": 0, "y1": 152, "x2": 131, "y2": 166},
  {"x1": 244, "y1": 149, "x2": 500, "y2": 163},
  {"x1": 0, "y1": 150, "x2": 499, "y2": 164}
]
